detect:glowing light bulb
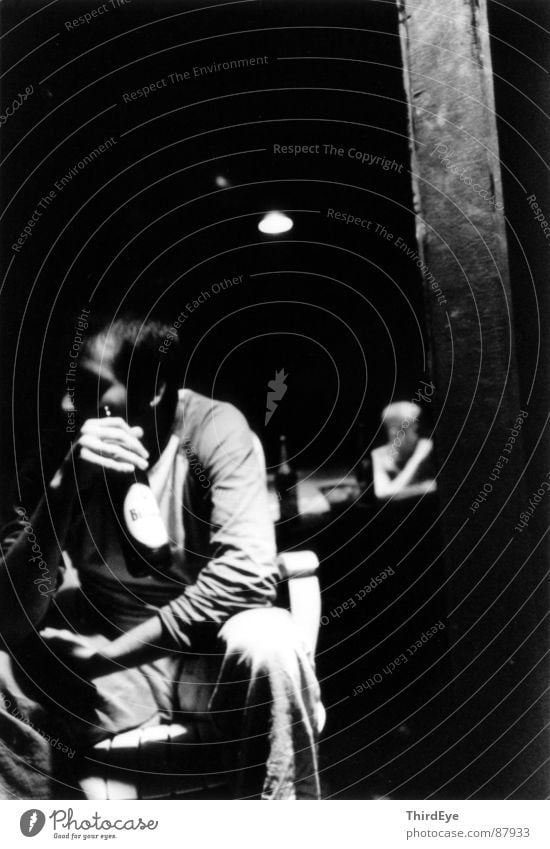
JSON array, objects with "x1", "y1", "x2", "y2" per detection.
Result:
[{"x1": 258, "y1": 211, "x2": 294, "y2": 235}]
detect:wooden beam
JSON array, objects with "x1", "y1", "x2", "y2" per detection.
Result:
[{"x1": 398, "y1": 0, "x2": 547, "y2": 797}]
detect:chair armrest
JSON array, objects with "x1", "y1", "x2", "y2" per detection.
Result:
[
  {"x1": 277, "y1": 551, "x2": 321, "y2": 658},
  {"x1": 277, "y1": 550, "x2": 319, "y2": 579},
  {"x1": 286, "y1": 574, "x2": 321, "y2": 658}
]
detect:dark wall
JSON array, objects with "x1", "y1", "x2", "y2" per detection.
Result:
[
  {"x1": 489, "y1": 0, "x2": 550, "y2": 625},
  {"x1": 490, "y1": 0, "x2": 550, "y2": 411}
]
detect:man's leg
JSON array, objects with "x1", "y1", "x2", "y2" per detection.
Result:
[
  {"x1": 0, "y1": 631, "x2": 176, "y2": 800},
  {"x1": 206, "y1": 607, "x2": 322, "y2": 800},
  {"x1": 0, "y1": 643, "x2": 82, "y2": 800}
]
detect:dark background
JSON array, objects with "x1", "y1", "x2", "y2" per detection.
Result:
[{"x1": 0, "y1": 0, "x2": 427, "y2": 488}]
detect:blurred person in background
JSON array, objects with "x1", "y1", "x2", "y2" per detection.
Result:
[{"x1": 372, "y1": 400, "x2": 436, "y2": 501}]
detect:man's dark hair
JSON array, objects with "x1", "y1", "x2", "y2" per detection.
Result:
[{"x1": 83, "y1": 311, "x2": 182, "y2": 399}]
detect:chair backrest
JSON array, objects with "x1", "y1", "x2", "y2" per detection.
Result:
[{"x1": 251, "y1": 432, "x2": 321, "y2": 658}]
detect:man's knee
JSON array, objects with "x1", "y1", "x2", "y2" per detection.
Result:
[
  {"x1": 218, "y1": 607, "x2": 306, "y2": 675},
  {"x1": 216, "y1": 607, "x2": 324, "y2": 735}
]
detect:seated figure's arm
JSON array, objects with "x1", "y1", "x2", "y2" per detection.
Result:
[
  {"x1": 390, "y1": 479, "x2": 437, "y2": 500},
  {"x1": 372, "y1": 446, "x2": 393, "y2": 499},
  {"x1": 373, "y1": 439, "x2": 435, "y2": 500}
]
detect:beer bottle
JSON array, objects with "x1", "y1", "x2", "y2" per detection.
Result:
[
  {"x1": 276, "y1": 434, "x2": 299, "y2": 523},
  {"x1": 103, "y1": 406, "x2": 172, "y2": 577}
]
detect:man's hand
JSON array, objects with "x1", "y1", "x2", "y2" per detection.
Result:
[
  {"x1": 39, "y1": 628, "x2": 117, "y2": 680},
  {"x1": 52, "y1": 417, "x2": 150, "y2": 492},
  {"x1": 77, "y1": 416, "x2": 149, "y2": 475}
]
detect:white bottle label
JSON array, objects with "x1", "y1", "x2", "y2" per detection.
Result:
[{"x1": 123, "y1": 483, "x2": 170, "y2": 548}]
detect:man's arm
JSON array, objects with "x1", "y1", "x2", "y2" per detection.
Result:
[
  {"x1": 40, "y1": 617, "x2": 168, "y2": 679},
  {"x1": 157, "y1": 402, "x2": 278, "y2": 651}
]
